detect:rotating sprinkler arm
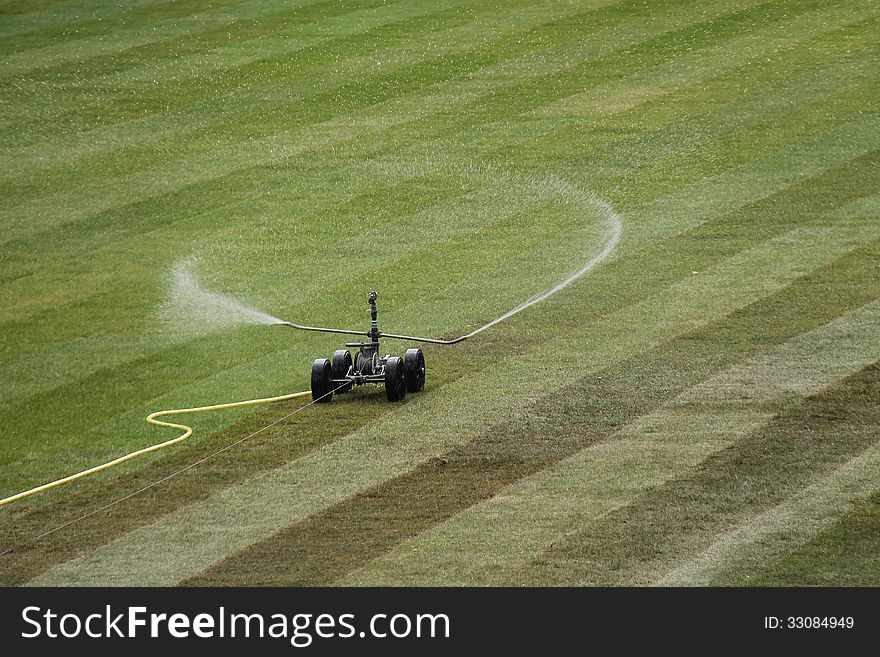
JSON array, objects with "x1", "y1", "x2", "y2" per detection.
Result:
[
  {"x1": 378, "y1": 332, "x2": 468, "y2": 344},
  {"x1": 279, "y1": 321, "x2": 369, "y2": 337},
  {"x1": 279, "y1": 322, "x2": 468, "y2": 344},
  {"x1": 279, "y1": 290, "x2": 472, "y2": 344}
]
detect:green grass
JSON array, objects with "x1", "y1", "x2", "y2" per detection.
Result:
[{"x1": 1, "y1": 0, "x2": 878, "y2": 586}]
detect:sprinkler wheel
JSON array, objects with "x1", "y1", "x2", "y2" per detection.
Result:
[
  {"x1": 310, "y1": 358, "x2": 333, "y2": 403},
  {"x1": 305, "y1": 292, "x2": 428, "y2": 403}
]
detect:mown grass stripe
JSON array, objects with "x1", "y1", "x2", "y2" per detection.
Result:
[
  {"x1": 27, "y1": 215, "x2": 876, "y2": 585},
  {"x1": 517, "y1": 359, "x2": 880, "y2": 585},
  {"x1": 657, "y1": 440, "x2": 880, "y2": 586}
]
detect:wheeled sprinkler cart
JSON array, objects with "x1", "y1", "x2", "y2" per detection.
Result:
[{"x1": 281, "y1": 291, "x2": 464, "y2": 403}]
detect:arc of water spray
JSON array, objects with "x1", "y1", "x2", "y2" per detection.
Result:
[
  {"x1": 282, "y1": 198, "x2": 622, "y2": 344},
  {"x1": 165, "y1": 172, "x2": 622, "y2": 344}
]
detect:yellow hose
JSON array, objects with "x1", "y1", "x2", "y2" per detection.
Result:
[{"x1": 0, "y1": 389, "x2": 311, "y2": 508}]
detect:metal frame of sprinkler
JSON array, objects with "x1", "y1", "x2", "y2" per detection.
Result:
[{"x1": 282, "y1": 291, "x2": 464, "y2": 403}]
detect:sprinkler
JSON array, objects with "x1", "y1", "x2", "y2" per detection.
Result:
[{"x1": 281, "y1": 291, "x2": 461, "y2": 402}]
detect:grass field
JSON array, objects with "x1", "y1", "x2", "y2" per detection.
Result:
[{"x1": 0, "y1": 0, "x2": 878, "y2": 586}]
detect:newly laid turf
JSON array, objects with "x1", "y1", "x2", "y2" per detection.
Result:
[{"x1": 1, "y1": 0, "x2": 878, "y2": 586}]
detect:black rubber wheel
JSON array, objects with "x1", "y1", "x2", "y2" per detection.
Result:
[
  {"x1": 384, "y1": 356, "x2": 407, "y2": 402},
  {"x1": 332, "y1": 349, "x2": 353, "y2": 393},
  {"x1": 311, "y1": 358, "x2": 333, "y2": 403},
  {"x1": 404, "y1": 348, "x2": 426, "y2": 392}
]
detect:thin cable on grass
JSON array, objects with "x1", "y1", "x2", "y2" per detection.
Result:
[
  {"x1": 0, "y1": 389, "x2": 313, "y2": 508},
  {"x1": 0, "y1": 385, "x2": 341, "y2": 555}
]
